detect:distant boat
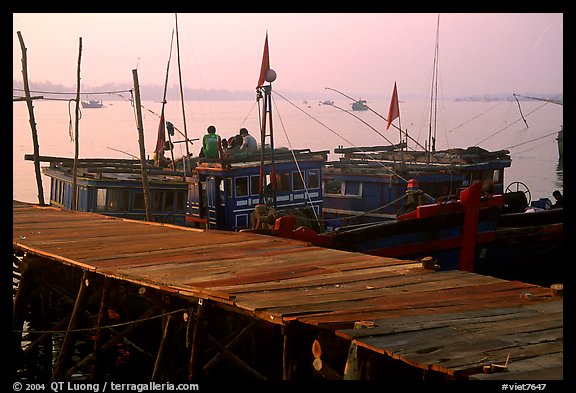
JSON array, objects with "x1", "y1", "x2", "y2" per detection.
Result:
[
  {"x1": 320, "y1": 100, "x2": 334, "y2": 106},
  {"x1": 351, "y1": 99, "x2": 368, "y2": 111},
  {"x1": 81, "y1": 100, "x2": 104, "y2": 108}
]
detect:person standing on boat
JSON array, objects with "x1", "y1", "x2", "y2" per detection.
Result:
[
  {"x1": 239, "y1": 128, "x2": 257, "y2": 153},
  {"x1": 202, "y1": 125, "x2": 223, "y2": 160}
]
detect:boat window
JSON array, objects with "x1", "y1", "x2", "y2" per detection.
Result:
[
  {"x1": 276, "y1": 173, "x2": 290, "y2": 192},
  {"x1": 134, "y1": 192, "x2": 145, "y2": 210},
  {"x1": 292, "y1": 171, "x2": 305, "y2": 191},
  {"x1": 165, "y1": 191, "x2": 175, "y2": 211},
  {"x1": 107, "y1": 189, "x2": 130, "y2": 212},
  {"x1": 493, "y1": 169, "x2": 501, "y2": 183},
  {"x1": 175, "y1": 191, "x2": 185, "y2": 211},
  {"x1": 226, "y1": 178, "x2": 233, "y2": 198},
  {"x1": 153, "y1": 190, "x2": 163, "y2": 211},
  {"x1": 235, "y1": 177, "x2": 249, "y2": 197},
  {"x1": 250, "y1": 175, "x2": 260, "y2": 196},
  {"x1": 344, "y1": 181, "x2": 362, "y2": 196},
  {"x1": 324, "y1": 179, "x2": 343, "y2": 195},
  {"x1": 96, "y1": 188, "x2": 107, "y2": 210},
  {"x1": 308, "y1": 170, "x2": 320, "y2": 189}
]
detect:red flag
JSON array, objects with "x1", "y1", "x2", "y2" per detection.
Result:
[
  {"x1": 386, "y1": 82, "x2": 400, "y2": 130},
  {"x1": 257, "y1": 33, "x2": 270, "y2": 88},
  {"x1": 155, "y1": 110, "x2": 166, "y2": 155}
]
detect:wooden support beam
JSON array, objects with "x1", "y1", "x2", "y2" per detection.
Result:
[
  {"x1": 205, "y1": 333, "x2": 266, "y2": 380},
  {"x1": 188, "y1": 299, "x2": 209, "y2": 380},
  {"x1": 203, "y1": 319, "x2": 256, "y2": 374},
  {"x1": 282, "y1": 325, "x2": 292, "y2": 380},
  {"x1": 65, "y1": 306, "x2": 159, "y2": 378},
  {"x1": 90, "y1": 277, "x2": 111, "y2": 380},
  {"x1": 53, "y1": 271, "x2": 91, "y2": 379},
  {"x1": 152, "y1": 314, "x2": 175, "y2": 380}
]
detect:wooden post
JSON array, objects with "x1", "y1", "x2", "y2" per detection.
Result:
[
  {"x1": 282, "y1": 325, "x2": 291, "y2": 380},
  {"x1": 152, "y1": 313, "x2": 174, "y2": 380},
  {"x1": 53, "y1": 271, "x2": 91, "y2": 379},
  {"x1": 188, "y1": 299, "x2": 209, "y2": 380},
  {"x1": 71, "y1": 37, "x2": 82, "y2": 210},
  {"x1": 90, "y1": 277, "x2": 110, "y2": 379},
  {"x1": 132, "y1": 69, "x2": 152, "y2": 221},
  {"x1": 17, "y1": 31, "x2": 45, "y2": 205}
]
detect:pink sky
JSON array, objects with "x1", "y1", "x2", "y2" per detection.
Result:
[{"x1": 13, "y1": 13, "x2": 563, "y2": 98}]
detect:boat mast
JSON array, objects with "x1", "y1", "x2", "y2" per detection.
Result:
[
  {"x1": 427, "y1": 14, "x2": 440, "y2": 164},
  {"x1": 175, "y1": 13, "x2": 191, "y2": 162},
  {"x1": 256, "y1": 33, "x2": 278, "y2": 207}
]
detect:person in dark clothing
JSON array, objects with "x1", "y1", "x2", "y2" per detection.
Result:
[{"x1": 551, "y1": 190, "x2": 563, "y2": 209}]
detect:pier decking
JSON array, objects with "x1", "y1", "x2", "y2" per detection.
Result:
[{"x1": 12, "y1": 200, "x2": 563, "y2": 380}]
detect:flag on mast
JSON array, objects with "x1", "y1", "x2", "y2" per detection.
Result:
[
  {"x1": 155, "y1": 109, "x2": 166, "y2": 155},
  {"x1": 386, "y1": 82, "x2": 400, "y2": 130},
  {"x1": 257, "y1": 33, "x2": 270, "y2": 88}
]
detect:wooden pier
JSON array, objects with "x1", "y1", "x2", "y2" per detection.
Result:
[{"x1": 12, "y1": 200, "x2": 563, "y2": 380}]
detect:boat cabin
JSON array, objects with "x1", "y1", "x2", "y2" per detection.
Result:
[
  {"x1": 186, "y1": 148, "x2": 328, "y2": 231},
  {"x1": 322, "y1": 146, "x2": 511, "y2": 230},
  {"x1": 31, "y1": 156, "x2": 188, "y2": 226}
]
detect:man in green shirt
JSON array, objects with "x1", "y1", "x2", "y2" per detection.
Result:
[{"x1": 202, "y1": 125, "x2": 223, "y2": 159}]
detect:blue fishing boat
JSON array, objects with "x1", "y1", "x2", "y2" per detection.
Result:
[
  {"x1": 27, "y1": 155, "x2": 188, "y2": 226},
  {"x1": 185, "y1": 148, "x2": 328, "y2": 231},
  {"x1": 321, "y1": 145, "x2": 512, "y2": 230}
]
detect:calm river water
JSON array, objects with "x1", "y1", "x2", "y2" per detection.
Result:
[{"x1": 13, "y1": 96, "x2": 563, "y2": 204}]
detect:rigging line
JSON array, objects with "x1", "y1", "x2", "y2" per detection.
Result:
[
  {"x1": 475, "y1": 99, "x2": 555, "y2": 145},
  {"x1": 13, "y1": 308, "x2": 189, "y2": 335},
  {"x1": 513, "y1": 93, "x2": 563, "y2": 105},
  {"x1": 13, "y1": 87, "x2": 132, "y2": 95},
  {"x1": 504, "y1": 130, "x2": 560, "y2": 150},
  {"x1": 272, "y1": 89, "x2": 408, "y2": 183},
  {"x1": 107, "y1": 146, "x2": 140, "y2": 160},
  {"x1": 112, "y1": 91, "x2": 192, "y2": 144},
  {"x1": 239, "y1": 100, "x2": 258, "y2": 128},
  {"x1": 330, "y1": 102, "x2": 395, "y2": 145},
  {"x1": 513, "y1": 94, "x2": 529, "y2": 127},
  {"x1": 271, "y1": 94, "x2": 321, "y2": 223},
  {"x1": 448, "y1": 98, "x2": 511, "y2": 133}
]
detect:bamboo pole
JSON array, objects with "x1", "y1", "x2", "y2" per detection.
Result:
[
  {"x1": 17, "y1": 31, "x2": 45, "y2": 205},
  {"x1": 132, "y1": 69, "x2": 153, "y2": 221},
  {"x1": 72, "y1": 37, "x2": 82, "y2": 210}
]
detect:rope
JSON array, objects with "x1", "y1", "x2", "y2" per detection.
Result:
[
  {"x1": 14, "y1": 308, "x2": 189, "y2": 335},
  {"x1": 271, "y1": 94, "x2": 321, "y2": 223}
]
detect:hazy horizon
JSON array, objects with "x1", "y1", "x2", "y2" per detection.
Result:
[{"x1": 13, "y1": 13, "x2": 563, "y2": 100}]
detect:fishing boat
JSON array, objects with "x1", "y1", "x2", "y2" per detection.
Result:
[
  {"x1": 321, "y1": 145, "x2": 512, "y2": 229},
  {"x1": 351, "y1": 99, "x2": 368, "y2": 111},
  {"x1": 25, "y1": 155, "x2": 189, "y2": 226},
  {"x1": 81, "y1": 100, "x2": 104, "y2": 108},
  {"x1": 248, "y1": 180, "x2": 563, "y2": 286}
]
